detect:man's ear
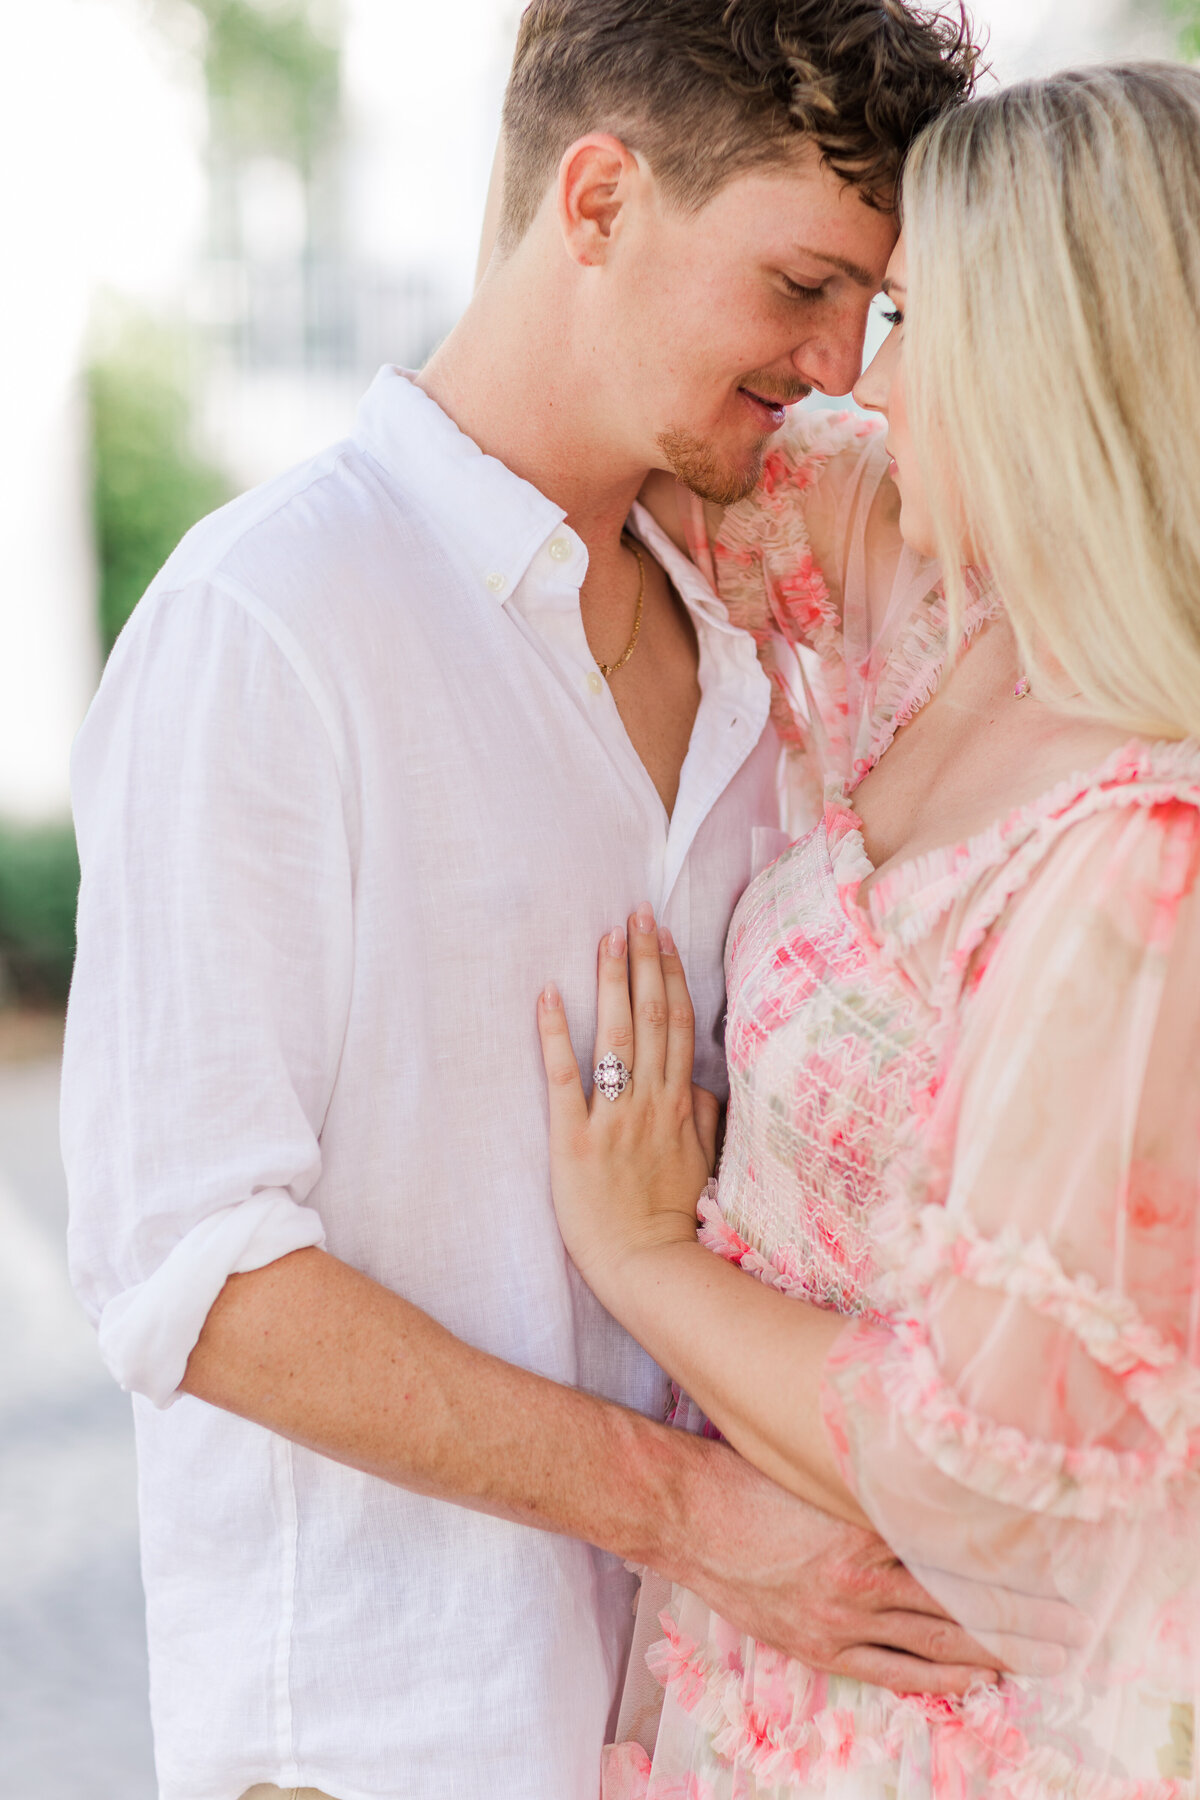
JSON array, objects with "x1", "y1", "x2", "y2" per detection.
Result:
[{"x1": 556, "y1": 133, "x2": 641, "y2": 266}]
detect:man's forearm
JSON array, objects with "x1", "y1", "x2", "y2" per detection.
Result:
[
  {"x1": 181, "y1": 1244, "x2": 709, "y2": 1576},
  {"x1": 583, "y1": 1235, "x2": 865, "y2": 1527},
  {"x1": 181, "y1": 1245, "x2": 1032, "y2": 1690}
]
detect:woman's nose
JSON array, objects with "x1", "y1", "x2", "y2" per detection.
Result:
[{"x1": 853, "y1": 345, "x2": 890, "y2": 416}]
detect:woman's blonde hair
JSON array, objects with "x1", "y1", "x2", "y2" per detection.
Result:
[{"x1": 904, "y1": 63, "x2": 1200, "y2": 740}]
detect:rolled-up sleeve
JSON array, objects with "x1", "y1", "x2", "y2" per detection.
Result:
[{"x1": 63, "y1": 576, "x2": 353, "y2": 1406}]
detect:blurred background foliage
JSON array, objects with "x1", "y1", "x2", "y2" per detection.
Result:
[
  {"x1": 91, "y1": 0, "x2": 345, "y2": 662},
  {"x1": 185, "y1": 0, "x2": 342, "y2": 172},
  {"x1": 1170, "y1": 0, "x2": 1200, "y2": 54},
  {"x1": 5, "y1": 1, "x2": 341, "y2": 1006},
  {"x1": 0, "y1": 823, "x2": 81, "y2": 1005},
  {"x1": 88, "y1": 317, "x2": 231, "y2": 655}
]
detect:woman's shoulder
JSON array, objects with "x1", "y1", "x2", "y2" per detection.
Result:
[{"x1": 878, "y1": 737, "x2": 1200, "y2": 1006}]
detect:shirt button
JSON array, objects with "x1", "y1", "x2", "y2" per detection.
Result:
[
  {"x1": 586, "y1": 671, "x2": 604, "y2": 695},
  {"x1": 548, "y1": 537, "x2": 572, "y2": 562},
  {"x1": 485, "y1": 572, "x2": 505, "y2": 593}
]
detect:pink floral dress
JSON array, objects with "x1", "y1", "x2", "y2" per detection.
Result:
[{"x1": 606, "y1": 414, "x2": 1200, "y2": 1800}]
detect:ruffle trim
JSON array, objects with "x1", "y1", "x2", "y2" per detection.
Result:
[
  {"x1": 858, "y1": 570, "x2": 1000, "y2": 781},
  {"x1": 714, "y1": 412, "x2": 874, "y2": 794},
  {"x1": 697, "y1": 1181, "x2": 877, "y2": 1317},
  {"x1": 861, "y1": 739, "x2": 1200, "y2": 962},
  {"x1": 713, "y1": 411, "x2": 1003, "y2": 826},
  {"x1": 696, "y1": 1184, "x2": 812, "y2": 1302},
  {"x1": 829, "y1": 1314, "x2": 1194, "y2": 1520},
  {"x1": 823, "y1": 806, "x2": 876, "y2": 889},
  {"x1": 640, "y1": 1610, "x2": 1188, "y2": 1800},
  {"x1": 600, "y1": 1741, "x2": 655, "y2": 1800},
  {"x1": 875, "y1": 1204, "x2": 1200, "y2": 1454}
]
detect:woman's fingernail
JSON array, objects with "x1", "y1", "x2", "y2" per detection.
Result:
[
  {"x1": 541, "y1": 982, "x2": 561, "y2": 1010},
  {"x1": 658, "y1": 925, "x2": 675, "y2": 955},
  {"x1": 607, "y1": 928, "x2": 626, "y2": 957},
  {"x1": 636, "y1": 901, "x2": 656, "y2": 933}
]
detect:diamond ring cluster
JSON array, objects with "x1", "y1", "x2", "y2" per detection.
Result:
[{"x1": 593, "y1": 1052, "x2": 633, "y2": 1102}]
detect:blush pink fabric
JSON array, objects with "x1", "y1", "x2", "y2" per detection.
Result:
[{"x1": 607, "y1": 415, "x2": 1200, "y2": 1799}]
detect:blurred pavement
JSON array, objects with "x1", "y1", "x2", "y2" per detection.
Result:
[{"x1": 0, "y1": 1037, "x2": 156, "y2": 1800}]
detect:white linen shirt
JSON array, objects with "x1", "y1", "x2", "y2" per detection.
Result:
[{"x1": 63, "y1": 367, "x2": 779, "y2": 1800}]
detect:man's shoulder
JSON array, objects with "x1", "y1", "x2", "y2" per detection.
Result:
[
  {"x1": 151, "y1": 434, "x2": 383, "y2": 604},
  {"x1": 118, "y1": 426, "x2": 441, "y2": 681}
]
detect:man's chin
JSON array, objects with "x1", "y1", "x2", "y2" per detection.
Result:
[{"x1": 656, "y1": 426, "x2": 767, "y2": 508}]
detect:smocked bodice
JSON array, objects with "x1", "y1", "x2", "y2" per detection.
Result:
[{"x1": 714, "y1": 815, "x2": 937, "y2": 1316}]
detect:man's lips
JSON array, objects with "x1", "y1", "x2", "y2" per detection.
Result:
[{"x1": 738, "y1": 385, "x2": 804, "y2": 429}]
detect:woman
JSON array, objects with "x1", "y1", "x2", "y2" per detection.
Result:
[{"x1": 537, "y1": 65, "x2": 1200, "y2": 1799}]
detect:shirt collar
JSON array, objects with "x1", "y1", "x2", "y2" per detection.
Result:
[
  {"x1": 627, "y1": 500, "x2": 744, "y2": 639},
  {"x1": 355, "y1": 368, "x2": 766, "y2": 689},
  {"x1": 354, "y1": 366, "x2": 566, "y2": 607}
]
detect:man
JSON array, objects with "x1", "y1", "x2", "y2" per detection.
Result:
[{"x1": 64, "y1": 4, "x2": 987, "y2": 1797}]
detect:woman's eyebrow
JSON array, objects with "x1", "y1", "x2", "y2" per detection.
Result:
[{"x1": 881, "y1": 278, "x2": 908, "y2": 296}]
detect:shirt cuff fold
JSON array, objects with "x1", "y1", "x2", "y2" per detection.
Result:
[{"x1": 97, "y1": 1190, "x2": 327, "y2": 1407}]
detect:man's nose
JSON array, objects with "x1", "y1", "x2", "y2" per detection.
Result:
[{"x1": 790, "y1": 320, "x2": 869, "y2": 401}]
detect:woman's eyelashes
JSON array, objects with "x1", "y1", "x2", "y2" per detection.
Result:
[{"x1": 876, "y1": 297, "x2": 904, "y2": 328}]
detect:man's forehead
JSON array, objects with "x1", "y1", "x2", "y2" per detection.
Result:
[{"x1": 715, "y1": 154, "x2": 897, "y2": 270}]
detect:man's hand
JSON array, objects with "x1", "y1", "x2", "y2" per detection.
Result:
[
  {"x1": 668, "y1": 1440, "x2": 1076, "y2": 1695},
  {"x1": 182, "y1": 1249, "x2": 1079, "y2": 1699}
]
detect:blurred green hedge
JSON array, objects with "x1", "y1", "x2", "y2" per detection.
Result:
[
  {"x1": 0, "y1": 822, "x2": 80, "y2": 1007},
  {"x1": 0, "y1": 319, "x2": 233, "y2": 1011},
  {"x1": 88, "y1": 320, "x2": 231, "y2": 655},
  {"x1": 1174, "y1": 0, "x2": 1200, "y2": 58}
]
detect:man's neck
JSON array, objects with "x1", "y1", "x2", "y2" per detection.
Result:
[{"x1": 415, "y1": 272, "x2": 651, "y2": 553}]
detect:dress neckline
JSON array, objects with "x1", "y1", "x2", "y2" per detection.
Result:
[{"x1": 825, "y1": 736, "x2": 1200, "y2": 956}]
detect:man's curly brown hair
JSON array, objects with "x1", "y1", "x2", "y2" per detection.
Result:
[{"x1": 499, "y1": 0, "x2": 980, "y2": 251}]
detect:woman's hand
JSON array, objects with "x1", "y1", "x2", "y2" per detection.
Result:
[{"x1": 537, "y1": 902, "x2": 718, "y2": 1301}]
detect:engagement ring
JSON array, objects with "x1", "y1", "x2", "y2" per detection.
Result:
[{"x1": 593, "y1": 1052, "x2": 632, "y2": 1102}]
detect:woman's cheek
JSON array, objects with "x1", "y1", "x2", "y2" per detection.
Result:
[{"x1": 895, "y1": 478, "x2": 939, "y2": 560}]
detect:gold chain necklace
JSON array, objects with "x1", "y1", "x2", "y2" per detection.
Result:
[{"x1": 596, "y1": 536, "x2": 645, "y2": 680}]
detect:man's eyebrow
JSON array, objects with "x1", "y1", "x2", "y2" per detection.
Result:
[{"x1": 795, "y1": 247, "x2": 879, "y2": 289}]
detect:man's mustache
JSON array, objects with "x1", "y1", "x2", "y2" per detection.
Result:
[{"x1": 739, "y1": 374, "x2": 813, "y2": 405}]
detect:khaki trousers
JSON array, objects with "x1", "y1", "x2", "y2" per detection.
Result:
[{"x1": 239, "y1": 1787, "x2": 339, "y2": 1800}]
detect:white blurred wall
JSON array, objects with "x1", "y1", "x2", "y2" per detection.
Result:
[
  {"x1": 343, "y1": 0, "x2": 519, "y2": 308},
  {"x1": 0, "y1": 0, "x2": 205, "y2": 819},
  {"x1": 978, "y1": 0, "x2": 1169, "y2": 78}
]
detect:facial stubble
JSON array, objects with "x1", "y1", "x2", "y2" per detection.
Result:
[
  {"x1": 657, "y1": 382, "x2": 811, "y2": 506},
  {"x1": 656, "y1": 426, "x2": 770, "y2": 506}
]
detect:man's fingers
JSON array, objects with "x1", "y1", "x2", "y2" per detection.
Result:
[
  {"x1": 869, "y1": 1609, "x2": 993, "y2": 1671},
  {"x1": 872, "y1": 1566, "x2": 1081, "y2": 1677},
  {"x1": 908, "y1": 1567, "x2": 1089, "y2": 1650},
  {"x1": 872, "y1": 1560, "x2": 963, "y2": 1620},
  {"x1": 627, "y1": 902, "x2": 668, "y2": 1085},
  {"x1": 536, "y1": 983, "x2": 589, "y2": 1134},
  {"x1": 835, "y1": 1645, "x2": 998, "y2": 1699},
  {"x1": 971, "y1": 1634, "x2": 1069, "y2": 1680}
]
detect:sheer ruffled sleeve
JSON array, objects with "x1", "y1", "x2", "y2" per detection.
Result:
[
  {"x1": 821, "y1": 793, "x2": 1200, "y2": 1696},
  {"x1": 713, "y1": 411, "x2": 948, "y2": 833}
]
